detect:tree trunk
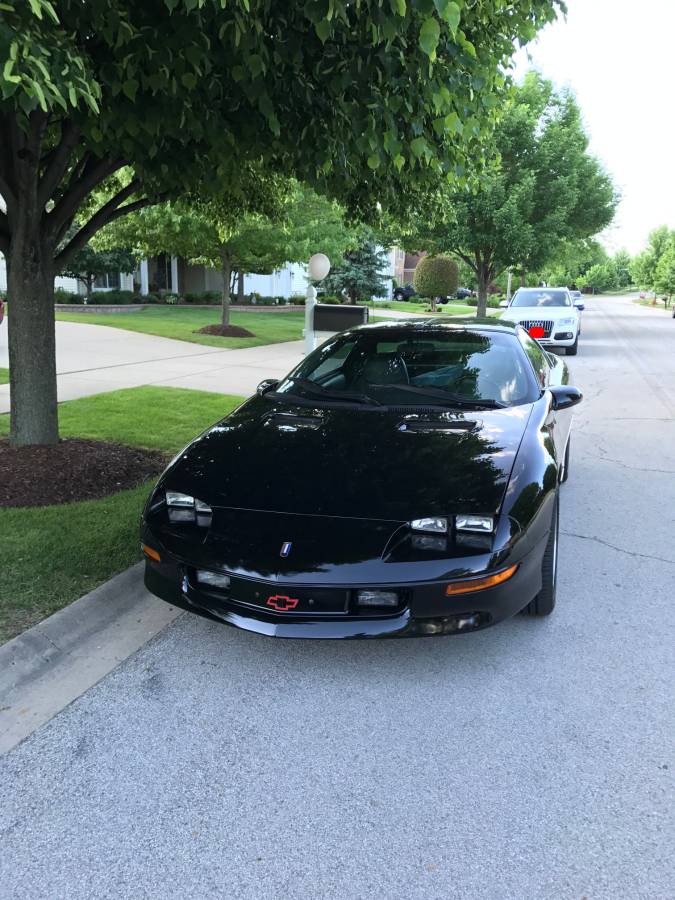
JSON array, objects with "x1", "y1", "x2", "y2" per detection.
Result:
[
  {"x1": 237, "y1": 269, "x2": 245, "y2": 304},
  {"x1": 476, "y1": 266, "x2": 489, "y2": 318},
  {"x1": 220, "y1": 253, "x2": 232, "y2": 327},
  {"x1": 7, "y1": 231, "x2": 59, "y2": 446}
]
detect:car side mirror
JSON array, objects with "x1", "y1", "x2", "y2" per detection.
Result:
[
  {"x1": 574, "y1": 301, "x2": 585, "y2": 311},
  {"x1": 549, "y1": 385, "x2": 583, "y2": 410},
  {"x1": 257, "y1": 378, "x2": 280, "y2": 397},
  {"x1": 499, "y1": 300, "x2": 509, "y2": 308}
]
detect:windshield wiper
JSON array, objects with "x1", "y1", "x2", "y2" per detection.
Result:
[
  {"x1": 290, "y1": 378, "x2": 382, "y2": 406},
  {"x1": 369, "y1": 382, "x2": 506, "y2": 409}
]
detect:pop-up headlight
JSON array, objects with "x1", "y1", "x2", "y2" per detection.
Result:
[
  {"x1": 165, "y1": 491, "x2": 212, "y2": 526},
  {"x1": 410, "y1": 517, "x2": 448, "y2": 534},
  {"x1": 455, "y1": 515, "x2": 494, "y2": 533}
]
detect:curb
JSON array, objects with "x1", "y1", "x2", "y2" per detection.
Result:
[{"x1": 0, "y1": 563, "x2": 182, "y2": 755}]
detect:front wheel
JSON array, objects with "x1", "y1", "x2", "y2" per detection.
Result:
[
  {"x1": 522, "y1": 494, "x2": 558, "y2": 616},
  {"x1": 566, "y1": 336, "x2": 579, "y2": 356},
  {"x1": 394, "y1": 291, "x2": 405, "y2": 302}
]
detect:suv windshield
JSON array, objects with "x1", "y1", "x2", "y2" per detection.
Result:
[
  {"x1": 510, "y1": 289, "x2": 571, "y2": 308},
  {"x1": 274, "y1": 329, "x2": 540, "y2": 407}
]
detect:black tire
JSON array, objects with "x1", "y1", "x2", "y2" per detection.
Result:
[
  {"x1": 394, "y1": 291, "x2": 405, "y2": 302},
  {"x1": 561, "y1": 436, "x2": 570, "y2": 483},
  {"x1": 566, "y1": 336, "x2": 578, "y2": 356},
  {"x1": 522, "y1": 494, "x2": 558, "y2": 616}
]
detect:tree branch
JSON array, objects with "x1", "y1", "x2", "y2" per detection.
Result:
[
  {"x1": 451, "y1": 248, "x2": 477, "y2": 272},
  {"x1": 37, "y1": 120, "x2": 81, "y2": 208},
  {"x1": 55, "y1": 189, "x2": 159, "y2": 269},
  {"x1": 48, "y1": 155, "x2": 126, "y2": 238}
]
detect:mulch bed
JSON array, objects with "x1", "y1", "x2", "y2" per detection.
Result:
[
  {"x1": 0, "y1": 439, "x2": 166, "y2": 508},
  {"x1": 194, "y1": 323, "x2": 255, "y2": 338}
]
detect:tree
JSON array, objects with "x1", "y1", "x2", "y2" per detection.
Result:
[
  {"x1": 413, "y1": 255, "x2": 459, "y2": 311},
  {"x1": 102, "y1": 181, "x2": 358, "y2": 326},
  {"x1": 322, "y1": 238, "x2": 389, "y2": 304},
  {"x1": 631, "y1": 226, "x2": 674, "y2": 294},
  {"x1": 59, "y1": 243, "x2": 136, "y2": 300},
  {"x1": 579, "y1": 263, "x2": 615, "y2": 294},
  {"x1": 609, "y1": 249, "x2": 633, "y2": 289},
  {"x1": 398, "y1": 73, "x2": 618, "y2": 315},
  {"x1": 654, "y1": 243, "x2": 675, "y2": 306},
  {"x1": 1, "y1": 0, "x2": 561, "y2": 446}
]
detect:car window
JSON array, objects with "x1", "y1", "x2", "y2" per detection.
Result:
[
  {"x1": 279, "y1": 329, "x2": 541, "y2": 406},
  {"x1": 517, "y1": 329, "x2": 549, "y2": 387},
  {"x1": 511, "y1": 289, "x2": 571, "y2": 308}
]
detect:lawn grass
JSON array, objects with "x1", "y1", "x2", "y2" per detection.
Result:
[
  {"x1": 0, "y1": 386, "x2": 243, "y2": 643},
  {"x1": 0, "y1": 368, "x2": 8, "y2": 385},
  {"x1": 55, "y1": 306, "x2": 305, "y2": 349}
]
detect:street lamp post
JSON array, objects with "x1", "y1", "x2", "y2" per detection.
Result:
[{"x1": 304, "y1": 252, "x2": 330, "y2": 355}]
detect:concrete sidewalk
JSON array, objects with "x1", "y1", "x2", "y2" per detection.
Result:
[{"x1": 0, "y1": 320, "x2": 306, "y2": 411}]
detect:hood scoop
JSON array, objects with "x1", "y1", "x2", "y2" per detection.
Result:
[
  {"x1": 265, "y1": 412, "x2": 324, "y2": 432},
  {"x1": 398, "y1": 419, "x2": 478, "y2": 434}
]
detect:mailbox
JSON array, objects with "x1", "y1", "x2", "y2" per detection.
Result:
[{"x1": 312, "y1": 304, "x2": 369, "y2": 332}]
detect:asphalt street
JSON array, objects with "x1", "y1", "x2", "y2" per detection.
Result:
[{"x1": 1, "y1": 295, "x2": 673, "y2": 899}]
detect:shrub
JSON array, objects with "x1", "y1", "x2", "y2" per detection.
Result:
[
  {"x1": 184, "y1": 290, "x2": 221, "y2": 304},
  {"x1": 466, "y1": 295, "x2": 501, "y2": 308},
  {"x1": 89, "y1": 290, "x2": 139, "y2": 304},
  {"x1": 413, "y1": 255, "x2": 459, "y2": 299},
  {"x1": 318, "y1": 294, "x2": 341, "y2": 304},
  {"x1": 54, "y1": 287, "x2": 82, "y2": 304}
]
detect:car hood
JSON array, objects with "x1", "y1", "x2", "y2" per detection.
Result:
[{"x1": 162, "y1": 396, "x2": 533, "y2": 522}]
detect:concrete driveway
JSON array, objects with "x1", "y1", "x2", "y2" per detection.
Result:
[
  {"x1": 0, "y1": 320, "x2": 307, "y2": 412},
  {"x1": 1, "y1": 295, "x2": 673, "y2": 898}
]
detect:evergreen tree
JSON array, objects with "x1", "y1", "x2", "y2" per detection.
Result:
[{"x1": 322, "y1": 238, "x2": 389, "y2": 304}]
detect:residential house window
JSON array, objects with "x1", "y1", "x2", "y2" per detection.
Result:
[{"x1": 93, "y1": 271, "x2": 121, "y2": 290}]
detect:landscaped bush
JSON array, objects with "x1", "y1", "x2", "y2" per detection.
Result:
[
  {"x1": 318, "y1": 294, "x2": 341, "y2": 304},
  {"x1": 466, "y1": 295, "x2": 502, "y2": 308},
  {"x1": 413, "y1": 255, "x2": 459, "y2": 299},
  {"x1": 89, "y1": 290, "x2": 140, "y2": 304},
  {"x1": 54, "y1": 287, "x2": 82, "y2": 304},
  {"x1": 183, "y1": 290, "x2": 221, "y2": 304}
]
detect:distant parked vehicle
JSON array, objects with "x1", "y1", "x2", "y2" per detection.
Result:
[
  {"x1": 569, "y1": 290, "x2": 585, "y2": 311},
  {"x1": 438, "y1": 287, "x2": 474, "y2": 305},
  {"x1": 393, "y1": 284, "x2": 417, "y2": 302}
]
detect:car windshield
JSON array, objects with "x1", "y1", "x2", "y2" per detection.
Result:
[
  {"x1": 274, "y1": 328, "x2": 540, "y2": 408},
  {"x1": 510, "y1": 289, "x2": 571, "y2": 308},
  {"x1": 570, "y1": 291, "x2": 582, "y2": 299}
]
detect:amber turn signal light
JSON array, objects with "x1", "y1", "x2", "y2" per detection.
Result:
[
  {"x1": 446, "y1": 564, "x2": 518, "y2": 596},
  {"x1": 142, "y1": 543, "x2": 161, "y2": 562}
]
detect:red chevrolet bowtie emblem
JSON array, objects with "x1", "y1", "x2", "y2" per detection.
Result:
[{"x1": 266, "y1": 594, "x2": 300, "y2": 611}]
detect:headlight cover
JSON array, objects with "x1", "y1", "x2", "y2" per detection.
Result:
[
  {"x1": 455, "y1": 515, "x2": 494, "y2": 533},
  {"x1": 165, "y1": 491, "x2": 212, "y2": 527},
  {"x1": 410, "y1": 517, "x2": 448, "y2": 533}
]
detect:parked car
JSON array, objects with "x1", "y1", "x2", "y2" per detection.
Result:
[
  {"x1": 142, "y1": 318, "x2": 581, "y2": 639},
  {"x1": 438, "y1": 287, "x2": 474, "y2": 305},
  {"x1": 393, "y1": 284, "x2": 416, "y2": 302},
  {"x1": 569, "y1": 290, "x2": 585, "y2": 310},
  {"x1": 500, "y1": 287, "x2": 581, "y2": 355}
]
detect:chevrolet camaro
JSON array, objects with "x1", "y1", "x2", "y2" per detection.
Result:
[{"x1": 141, "y1": 318, "x2": 581, "y2": 639}]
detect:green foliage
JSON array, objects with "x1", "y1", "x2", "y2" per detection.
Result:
[
  {"x1": 398, "y1": 72, "x2": 617, "y2": 315},
  {"x1": 631, "y1": 226, "x2": 675, "y2": 291},
  {"x1": 322, "y1": 237, "x2": 390, "y2": 303},
  {"x1": 413, "y1": 255, "x2": 459, "y2": 298},
  {"x1": 579, "y1": 264, "x2": 616, "y2": 294},
  {"x1": 654, "y1": 244, "x2": 675, "y2": 299},
  {"x1": 59, "y1": 243, "x2": 136, "y2": 297},
  {"x1": 88, "y1": 290, "x2": 139, "y2": 304},
  {"x1": 53, "y1": 287, "x2": 81, "y2": 304}
]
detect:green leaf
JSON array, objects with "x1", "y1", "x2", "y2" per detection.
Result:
[
  {"x1": 122, "y1": 78, "x2": 139, "y2": 101},
  {"x1": 394, "y1": 154, "x2": 405, "y2": 172},
  {"x1": 390, "y1": 0, "x2": 406, "y2": 14},
  {"x1": 434, "y1": 1, "x2": 461, "y2": 36},
  {"x1": 419, "y1": 18, "x2": 440, "y2": 59},
  {"x1": 181, "y1": 72, "x2": 197, "y2": 90},
  {"x1": 315, "y1": 19, "x2": 331, "y2": 43},
  {"x1": 367, "y1": 154, "x2": 380, "y2": 171}
]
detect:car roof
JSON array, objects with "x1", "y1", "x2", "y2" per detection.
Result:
[{"x1": 347, "y1": 317, "x2": 519, "y2": 338}]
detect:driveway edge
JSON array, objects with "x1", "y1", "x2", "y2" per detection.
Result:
[{"x1": 0, "y1": 562, "x2": 182, "y2": 755}]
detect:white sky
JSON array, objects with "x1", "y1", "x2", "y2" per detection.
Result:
[{"x1": 512, "y1": 0, "x2": 675, "y2": 254}]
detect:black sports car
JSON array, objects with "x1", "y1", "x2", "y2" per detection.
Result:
[{"x1": 141, "y1": 319, "x2": 581, "y2": 638}]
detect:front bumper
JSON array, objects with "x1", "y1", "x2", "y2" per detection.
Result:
[{"x1": 142, "y1": 536, "x2": 547, "y2": 639}]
